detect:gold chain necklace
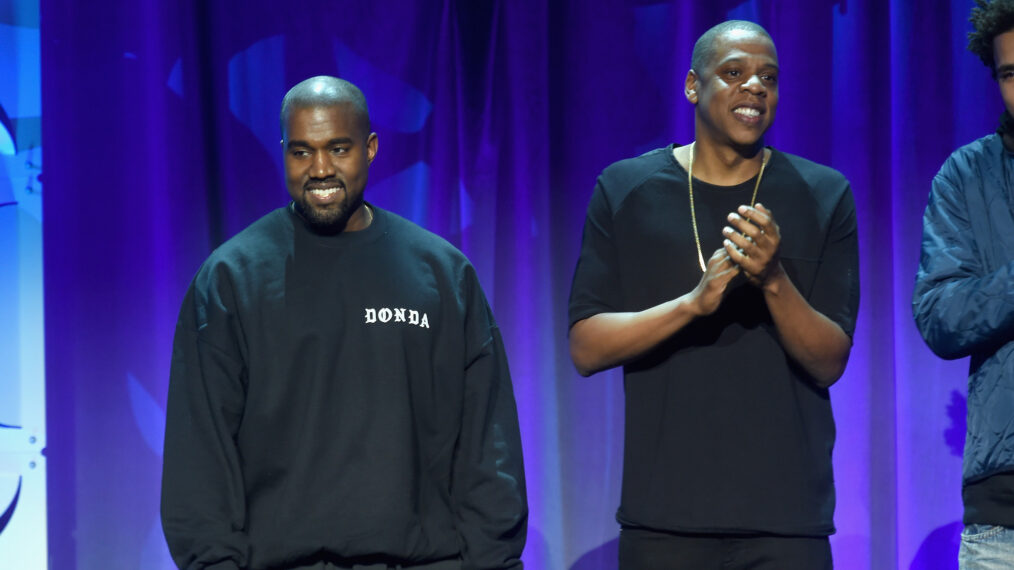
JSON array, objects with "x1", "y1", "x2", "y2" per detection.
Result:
[{"x1": 687, "y1": 143, "x2": 769, "y2": 272}]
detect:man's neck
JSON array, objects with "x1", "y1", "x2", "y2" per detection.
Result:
[
  {"x1": 676, "y1": 139, "x2": 767, "y2": 186},
  {"x1": 344, "y1": 203, "x2": 373, "y2": 232}
]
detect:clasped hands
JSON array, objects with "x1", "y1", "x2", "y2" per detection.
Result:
[
  {"x1": 692, "y1": 203, "x2": 783, "y2": 317},
  {"x1": 721, "y1": 203, "x2": 782, "y2": 287}
]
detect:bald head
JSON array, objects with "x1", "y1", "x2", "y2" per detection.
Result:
[
  {"x1": 691, "y1": 20, "x2": 774, "y2": 74},
  {"x1": 280, "y1": 76, "x2": 371, "y2": 139}
]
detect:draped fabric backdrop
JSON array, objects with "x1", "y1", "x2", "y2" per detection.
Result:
[{"x1": 40, "y1": 0, "x2": 997, "y2": 568}]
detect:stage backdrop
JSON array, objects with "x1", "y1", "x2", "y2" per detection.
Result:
[{"x1": 40, "y1": 0, "x2": 995, "y2": 568}]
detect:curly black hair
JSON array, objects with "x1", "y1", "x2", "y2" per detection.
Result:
[{"x1": 968, "y1": 0, "x2": 1014, "y2": 76}]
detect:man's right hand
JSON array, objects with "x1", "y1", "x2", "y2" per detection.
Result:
[
  {"x1": 688, "y1": 248, "x2": 740, "y2": 317},
  {"x1": 569, "y1": 248, "x2": 739, "y2": 376}
]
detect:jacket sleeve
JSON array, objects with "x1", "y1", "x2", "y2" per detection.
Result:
[
  {"x1": 913, "y1": 172, "x2": 1014, "y2": 359},
  {"x1": 161, "y1": 277, "x2": 250, "y2": 569},
  {"x1": 451, "y1": 268, "x2": 528, "y2": 569}
]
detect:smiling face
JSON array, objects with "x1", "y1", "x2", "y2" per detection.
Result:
[
  {"x1": 686, "y1": 29, "x2": 779, "y2": 152},
  {"x1": 282, "y1": 103, "x2": 378, "y2": 234}
]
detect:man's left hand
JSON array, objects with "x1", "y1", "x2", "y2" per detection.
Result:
[{"x1": 722, "y1": 202, "x2": 783, "y2": 289}]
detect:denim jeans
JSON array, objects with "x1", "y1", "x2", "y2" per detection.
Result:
[{"x1": 959, "y1": 524, "x2": 1014, "y2": 570}]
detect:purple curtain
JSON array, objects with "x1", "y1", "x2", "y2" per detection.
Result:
[{"x1": 41, "y1": 0, "x2": 996, "y2": 568}]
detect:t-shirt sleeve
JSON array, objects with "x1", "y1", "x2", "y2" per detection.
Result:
[
  {"x1": 808, "y1": 182, "x2": 860, "y2": 339},
  {"x1": 568, "y1": 177, "x2": 622, "y2": 327}
]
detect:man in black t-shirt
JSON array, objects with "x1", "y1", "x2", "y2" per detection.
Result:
[{"x1": 568, "y1": 20, "x2": 859, "y2": 569}]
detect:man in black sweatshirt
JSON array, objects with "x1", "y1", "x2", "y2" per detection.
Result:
[{"x1": 161, "y1": 76, "x2": 527, "y2": 570}]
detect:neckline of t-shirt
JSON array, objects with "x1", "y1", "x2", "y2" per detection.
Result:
[
  {"x1": 286, "y1": 201, "x2": 388, "y2": 248},
  {"x1": 668, "y1": 143, "x2": 777, "y2": 192}
]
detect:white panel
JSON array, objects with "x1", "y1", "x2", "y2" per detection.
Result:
[{"x1": 0, "y1": 453, "x2": 46, "y2": 569}]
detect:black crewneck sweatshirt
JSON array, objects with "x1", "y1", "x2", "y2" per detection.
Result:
[{"x1": 162, "y1": 205, "x2": 527, "y2": 569}]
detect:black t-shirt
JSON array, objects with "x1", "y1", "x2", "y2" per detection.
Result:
[
  {"x1": 569, "y1": 145, "x2": 859, "y2": 536},
  {"x1": 964, "y1": 472, "x2": 1014, "y2": 526}
]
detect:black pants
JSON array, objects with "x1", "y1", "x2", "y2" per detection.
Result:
[
  {"x1": 290, "y1": 559, "x2": 461, "y2": 570},
  {"x1": 619, "y1": 528, "x2": 832, "y2": 569}
]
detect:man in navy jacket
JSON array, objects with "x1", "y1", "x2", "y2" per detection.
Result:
[{"x1": 914, "y1": 2, "x2": 1014, "y2": 567}]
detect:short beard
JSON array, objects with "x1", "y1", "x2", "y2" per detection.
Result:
[
  {"x1": 292, "y1": 195, "x2": 360, "y2": 235},
  {"x1": 999, "y1": 110, "x2": 1014, "y2": 138}
]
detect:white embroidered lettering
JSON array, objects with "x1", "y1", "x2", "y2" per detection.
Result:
[{"x1": 364, "y1": 307, "x2": 430, "y2": 329}]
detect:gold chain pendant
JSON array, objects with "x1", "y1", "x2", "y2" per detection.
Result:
[{"x1": 687, "y1": 142, "x2": 769, "y2": 272}]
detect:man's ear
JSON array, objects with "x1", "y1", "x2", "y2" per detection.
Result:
[
  {"x1": 366, "y1": 132, "x2": 379, "y2": 164},
  {"x1": 685, "y1": 70, "x2": 699, "y2": 104}
]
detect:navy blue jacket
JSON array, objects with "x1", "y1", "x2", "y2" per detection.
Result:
[{"x1": 914, "y1": 134, "x2": 1014, "y2": 485}]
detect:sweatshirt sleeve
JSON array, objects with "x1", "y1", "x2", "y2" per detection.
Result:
[
  {"x1": 161, "y1": 274, "x2": 250, "y2": 569},
  {"x1": 913, "y1": 171, "x2": 1014, "y2": 359},
  {"x1": 451, "y1": 268, "x2": 528, "y2": 569}
]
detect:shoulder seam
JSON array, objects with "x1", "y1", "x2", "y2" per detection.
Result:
[{"x1": 602, "y1": 149, "x2": 674, "y2": 214}]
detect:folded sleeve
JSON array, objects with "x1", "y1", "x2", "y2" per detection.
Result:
[{"x1": 913, "y1": 173, "x2": 1014, "y2": 359}]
